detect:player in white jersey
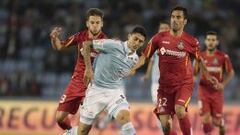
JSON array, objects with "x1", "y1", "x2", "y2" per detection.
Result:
[
  {"x1": 76, "y1": 26, "x2": 146, "y2": 135},
  {"x1": 141, "y1": 22, "x2": 170, "y2": 104}
]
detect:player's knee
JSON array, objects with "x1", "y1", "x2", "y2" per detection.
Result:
[
  {"x1": 175, "y1": 105, "x2": 186, "y2": 119},
  {"x1": 202, "y1": 113, "x2": 211, "y2": 123},
  {"x1": 56, "y1": 113, "x2": 65, "y2": 123},
  {"x1": 115, "y1": 110, "x2": 130, "y2": 126},
  {"x1": 158, "y1": 115, "x2": 171, "y2": 128},
  {"x1": 213, "y1": 117, "x2": 222, "y2": 127}
]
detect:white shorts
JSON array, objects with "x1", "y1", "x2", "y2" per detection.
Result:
[
  {"x1": 151, "y1": 83, "x2": 159, "y2": 104},
  {"x1": 80, "y1": 84, "x2": 129, "y2": 125}
]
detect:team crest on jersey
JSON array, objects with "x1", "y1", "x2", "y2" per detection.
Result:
[
  {"x1": 177, "y1": 41, "x2": 184, "y2": 50},
  {"x1": 213, "y1": 58, "x2": 219, "y2": 65}
]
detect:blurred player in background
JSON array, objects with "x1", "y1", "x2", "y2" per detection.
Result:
[
  {"x1": 49, "y1": 8, "x2": 106, "y2": 134},
  {"x1": 194, "y1": 31, "x2": 234, "y2": 135},
  {"x1": 141, "y1": 21, "x2": 170, "y2": 104},
  {"x1": 78, "y1": 26, "x2": 146, "y2": 135},
  {"x1": 130, "y1": 6, "x2": 210, "y2": 135}
]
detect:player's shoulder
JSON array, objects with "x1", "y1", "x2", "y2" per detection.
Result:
[
  {"x1": 99, "y1": 32, "x2": 107, "y2": 39},
  {"x1": 73, "y1": 29, "x2": 88, "y2": 38},
  {"x1": 216, "y1": 50, "x2": 230, "y2": 58},
  {"x1": 150, "y1": 31, "x2": 169, "y2": 43},
  {"x1": 155, "y1": 31, "x2": 169, "y2": 38},
  {"x1": 183, "y1": 32, "x2": 199, "y2": 47},
  {"x1": 200, "y1": 50, "x2": 207, "y2": 56}
]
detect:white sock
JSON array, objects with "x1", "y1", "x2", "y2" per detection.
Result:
[{"x1": 120, "y1": 122, "x2": 136, "y2": 135}]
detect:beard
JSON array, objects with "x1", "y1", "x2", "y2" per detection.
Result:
[
  {"x1": 89, "y1": 29, "x2": 100, "y2": 36},
  {"x1": 207, "y1": 47, "x2": 216, "y2": 52}
]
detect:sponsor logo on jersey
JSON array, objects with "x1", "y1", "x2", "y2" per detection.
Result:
[
  {"x1": 162, "y1": 40, "x2": 170, "y2": 44},
  {"x1": 160, "y1": 47, "x2": 186, "y2": 58},
  {"x1": 206, "y1": 67, "x2": 222, "y2": 72}
]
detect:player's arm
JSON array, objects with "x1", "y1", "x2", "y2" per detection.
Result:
[
  {"x1": 215, "y1": 55, "x2": 235, "y2": 91},
  {"x1": 193, "y1": 59, "x2": 200, "y2": 82},
  {"x1": 144, "y1": 59, "x2": 154, "y2": 80},
  {"x1": 50, "y1": 27, "x2": 76, "y2": 51},
  {"x1": 82, "y1": 40, "x2": 94, "y2": 85},
  {"x1": 50, "y1": 27, "x2": 65, "y2": 50},
  {"x1": 141, "y1": 58, "x2": 154, "y2": 80}
]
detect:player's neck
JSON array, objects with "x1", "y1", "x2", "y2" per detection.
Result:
[
  {"x1": 88, "y1": 30, "x2": 101, "y2": 39},
  {"x1": 207, "y1": 49, "x2": 216, "y2": 55},
  {"x1": 170, "y1": 29, "x2": 183, "y2": 37}
]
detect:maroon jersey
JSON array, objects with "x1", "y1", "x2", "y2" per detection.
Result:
[
  {"x1": 197, "y1": 50, "x2": 234, "y2": 90},
  {"x1": 61, "y1": 30, "x2": 106, "y2": 96},
  {"x1": 144, "y1": 31, "x2": 200, "y2": 93}
]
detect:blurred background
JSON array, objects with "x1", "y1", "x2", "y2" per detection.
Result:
[{"x1": 0, "y1": 0, "x2": 239, "y2": 135}]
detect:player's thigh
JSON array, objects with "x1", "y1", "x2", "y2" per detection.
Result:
[
  {"x1": 158, "y1": 114, "x2": 172, "y2": 127},
  {"x1": 210, "y1": 95, "x2": 224, "y2": 122},
  {"x1": 175, "y1": 84, "x2": 193, "y2": 109},
  {"x1": 154, "y1": 90, "x2": 175, "y2": 116},
  {"x1": 115, "y1": 109, "x2": 130, "y2": 125},
  {"x1": 56, "y1": 111, "x2": 69, "y2": 122},
  {"x1": 106, "y1": 90, "x2": 130, "y2": 119},
  {"x1": 80, "y1": 86, "x2": 108, "y2": 125}
]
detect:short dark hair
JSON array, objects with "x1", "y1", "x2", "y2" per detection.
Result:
[
  {"x1": 130, "y1": 25, "x2": 147, "y2": 39},
  {"x1": 86, "y1": 8, "x2": 104, "y2": 20},
  {"x1": 170, "y1": 6, "x2": 188, "y2": 19},
  {"x1": 159, "y1": 21, "x2": 169, "y2": 26},
  {"x1": 206, "y1": 31, "x2": 218, "y2": 38}
]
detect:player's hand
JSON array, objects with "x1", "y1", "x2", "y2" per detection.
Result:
[
  {"x1": 84, "y1": 69, "x2": 94, "y2": 86},
  {"x1": 214, "y1": 82, "x2": 224, "y2": 91},
  {"x1": 139, "y1": 75, "x2": 148, "y2": 81},
  {"x1": 50, "y1": 27, "x2": 62, "y2": 39},
  {"x1": 207, "y1": 76, "x2": 218, "y2": 85},
  {"x1": 127, "y1": 69, "x2": 136, "y2": 76}
]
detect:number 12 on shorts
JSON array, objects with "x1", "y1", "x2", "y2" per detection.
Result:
[{"x1": 158, "y1": 97, "x2": 167, "y2": 107}]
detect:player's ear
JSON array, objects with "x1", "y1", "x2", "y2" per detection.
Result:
[
  {"x1": 128, "y1": 33, "x2": 131, "y2": 40},
  {"x1": 184, "y1": 19, "x2": 187, "y2": 25},
  {"x1": 86, "y1": 20, "x2": 89, "y2": 28}
]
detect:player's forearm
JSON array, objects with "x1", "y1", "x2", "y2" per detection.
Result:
[
  {"x1": 83, "y1": 41, "x2": 93, "y2": 70},
  {"x1": 199, "y1": 58, "x2": 209, "y2": 77},
  {"x1": 223, "y1": 70, "x2": 235, "y2": 87},
  {"x1": 132, "y1": 55, "x2": 146, "y2": 71},
  {"x1": 145, "y1": 60, "x2": 153, "y2": 79},
  {"x1": 51, "y1": 37, "x2": 64, "y2": 50}
]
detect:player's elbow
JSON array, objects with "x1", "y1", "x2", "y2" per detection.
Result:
[{"x1": 230, "y1": 70, "x2": 235, "y2": 79}]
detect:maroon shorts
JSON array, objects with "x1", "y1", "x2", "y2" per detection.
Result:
[
  {"x1": 57, "y1": 79, "x2": 86, "y2": 114},
  {"x1": 154, "y1": 84, "x2": 193, "y2": 116},
  {"x1": 198, "y1": 85, "x2": 223, "y2": 118}
]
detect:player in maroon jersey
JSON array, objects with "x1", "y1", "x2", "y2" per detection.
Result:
[
  {"x1": 130, "y1": 6, "x2": 210, "y2": 135},
  {"x1": 194, "y1": 31, "x2": 234, "y2": 135},
  {"x1": 50, "y1": 8, "x2": 106, "y2": 133}
]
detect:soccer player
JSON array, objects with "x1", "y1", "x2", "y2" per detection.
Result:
[
  {"x1": 141, "y1": 21, "x2": 170, "y2": 104},
  {"x1": 79, "y1": 26, "x2": 146, "y2": 135},
  {"x1": 49, "y1": 8, "x2": 106, "y2": 134},
  {"x1": 130, "y1": 6, "x2": 208, "y2": 135},
  {"x1": 194, "y1": 31, "x2": 234, "y2": 135}
]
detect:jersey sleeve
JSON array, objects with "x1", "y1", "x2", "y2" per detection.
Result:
[
  {"x1": 143, "y1": 35, "x2": 159, "y2": 58},
  {"x1": 61, "y1": 33, "x2": 81, "y2": 47},
  {"x1": 92, "y1": 39, "x2": 118, "y2": 53},
  {"x1": 190, "y1": 38, "x2": 201, "y2": 60},
  {"x1": 224, "y1": 54, "x2": 234, "y2": 73}
]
